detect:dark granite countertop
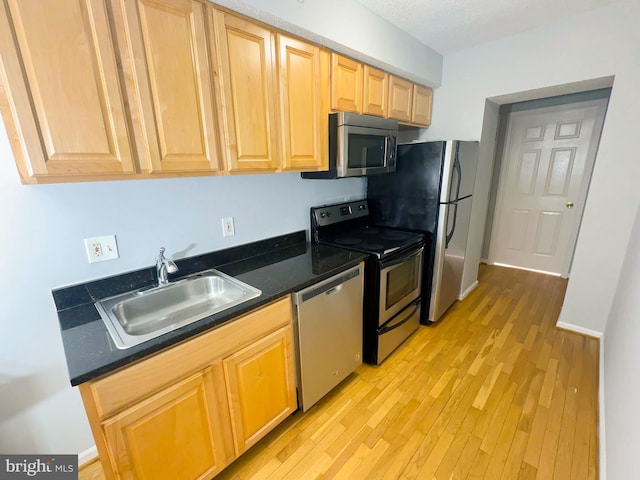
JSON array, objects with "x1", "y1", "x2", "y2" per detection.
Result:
[{"x1": 53, "y1": 231, "x2": 368, "y2": 386}]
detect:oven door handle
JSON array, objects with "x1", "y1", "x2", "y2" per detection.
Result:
[
  {"x1": 378, "y1": 299, "x2": 421, "y2": 335},
  {"x1": 379, "y1": 246, "x2": 424, "y2": 270}
]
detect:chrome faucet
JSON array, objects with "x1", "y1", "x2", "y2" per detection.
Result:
[{"x1": 156, "y1": 247, "x2": 178, "y2": 286}]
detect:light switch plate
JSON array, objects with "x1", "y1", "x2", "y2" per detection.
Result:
[{"x1": 84, "y1": 235, "x2": 119, "y2": 263}]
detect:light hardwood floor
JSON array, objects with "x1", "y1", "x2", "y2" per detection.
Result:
[{"x1": 79, "y1": 264, "x2": 598, "y2": 480}]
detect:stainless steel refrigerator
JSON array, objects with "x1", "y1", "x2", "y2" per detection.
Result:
[{"x1": 367, "y1": 140, "x2": 478, "y2": 323}]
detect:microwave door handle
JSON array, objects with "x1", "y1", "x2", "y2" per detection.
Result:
[
  {"x1": 383, "y1": 135, "x2": 390, "y2": 166},
  {"x1": 387, "y1": 135, "x2": 396, "y2": 167}
]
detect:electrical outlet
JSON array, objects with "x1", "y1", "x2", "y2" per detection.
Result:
[
  {"x1": 222, "y1": 217, "x2": 235, "y2": 237},
  {"x1": 84, "y1": 235, "x2": 119, "y2": 263}
]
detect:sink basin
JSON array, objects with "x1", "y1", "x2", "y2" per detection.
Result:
[{"x1": 95, "y1": 269, "x2": 262, "y2": 349}]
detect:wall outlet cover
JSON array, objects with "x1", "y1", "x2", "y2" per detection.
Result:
[
  {"x1": 222, "y1": 217, "x2": 235, "y2": 237},
  {"x1": 84, "y1": 235, "x2": 119, "y2": 263}
]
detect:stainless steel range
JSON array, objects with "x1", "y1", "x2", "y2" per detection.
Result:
[{"x1": 311, "y1": 199, "x2": 424, "y2": 364}]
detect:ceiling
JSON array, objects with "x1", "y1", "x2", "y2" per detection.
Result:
[{"x1": 353, "y1": 0, "x2": 619, "y2": 54}]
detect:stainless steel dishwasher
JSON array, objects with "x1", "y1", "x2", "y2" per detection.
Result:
[{"x1": 292, "y1": 263, "x2": 364, "y2": 411}]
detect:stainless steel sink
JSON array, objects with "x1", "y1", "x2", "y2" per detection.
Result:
[{"x1": 95, "y1": 269, "x2": 261, "y2": 349}]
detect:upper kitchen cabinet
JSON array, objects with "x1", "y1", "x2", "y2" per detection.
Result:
[
  {"x1": 363, "y1": 65, "x2": 388, "y2": 117},
  {"x1": 113, "y1": 0, "x2": 222, "y2": 174},
  {"x1": 0, "y1": 0, "x2": 136, "y2": 183},
  {"x1": 330, "y1": 53, "x2": 363, "y2": 114},
  {"x1": 330, "y1": 55, "x2": 433, "y2": 127},
  {"x1": 212, "y1": 10, "x2": 280, "y2": 173},
  {"x1": 388, "y1": 75, "x2": 413, "y2": 123},
  {"x1": 411, "y1": 84, "x2": 433, "y2": 127},
  {"x1": 277, "y1": 35, "x2": 328, "y2": 172}
]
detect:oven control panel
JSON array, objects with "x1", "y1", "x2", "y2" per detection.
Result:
[{"x1": 312, "y1": 200, "x2": 369, "y2": 227}]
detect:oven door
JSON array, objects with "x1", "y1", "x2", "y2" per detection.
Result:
[
  {"x1": 337, "y1": 125, "x2": 397, "y2": 177},
  {"x1": 378, "y1": 246, "x2": 423, "y2": 326}
]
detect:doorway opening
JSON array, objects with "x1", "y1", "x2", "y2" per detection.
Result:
[{"x1": 481, "y1": 85, "x2": 611, "y2": 278}]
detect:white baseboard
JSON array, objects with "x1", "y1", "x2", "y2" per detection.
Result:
[
  {"x1": 458, "y1": 281, "x2": 478, "y2": 301},
  {"x1": 599, "y1": 336, "x2": 606, "y2": 480},
  {"x1": 78, "y1": 446, "x2": 98, "y2": 466},
  {"x1": 555, "y1": 321, "x2": 603, "y2": 338}
]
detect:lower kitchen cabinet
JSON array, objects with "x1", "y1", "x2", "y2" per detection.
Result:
[
  {"x1": 79, "y1": 297, "x2": 296, "y2": 480},
  {"x1": 101, "y1": 369, "x2": 227, "y2": 480},
  {"x1": 224, "y1": 327, "x2": 297, "y2": 456}
]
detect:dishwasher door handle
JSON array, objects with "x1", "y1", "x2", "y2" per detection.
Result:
[
  {"x1": 292, "y1": 264, "x2": 361, "y2": 304},
  {"x1": 325, "y1": 285, "x2": 342, "y2": 296}
]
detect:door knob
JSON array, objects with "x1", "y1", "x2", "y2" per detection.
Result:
[{"x1": 566, "y1": 201, "x2": 574, "y2": 209}]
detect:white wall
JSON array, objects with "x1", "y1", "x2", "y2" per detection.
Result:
[
  {"x1": 603, "y1": 203, "x2": 640, "y2": 480},
  {"x1": 425, "y1": 0, "x2": 640, "y2": 335},
  {"x1": 0, "y1": 125, "x2": 366, "y2": 454},
  {"x1": 211, "y1": 0, "x2": 442, "y2": 86},
  {"x1": 461, "y1": 100, "x2": 499, "y2": 295}
]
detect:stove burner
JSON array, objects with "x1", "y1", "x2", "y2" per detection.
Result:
[
  {"x1": 363, "y1": 227, "x2": 380, "y2": 235},
  {"x1": 361, "y1": 242, "x2": 384, "y2": 251},
  {"x1": 380, "y1": 230, "x2": 406, "y2": 240},
  {"x1": 335, "y1": 236, "x2": 360, "y2": 246}
]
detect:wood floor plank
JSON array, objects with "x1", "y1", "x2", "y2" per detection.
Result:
[
  {"x1": 481, "y1": 402, "x2": 523, "y2": 479},
  {"x1": 412, "y1": 430, "x2": 455, "y2": 479},
  {"x1": 467, "y1": 449, "x2": 492, "y2": 480},
  {"x1": 500, "y1": 429, "x2": 529, "y2": 480},
  {"x1": 472, "y1": 362, "x2": 504, "y2": 410},
  {"x1": 536, "y1": 349, "x2": 570, "y2": 479},
  {"x1": 79, "y1": 265, "x2": 599, "y2": 480},
  {"x1": 375, "y1": 430, "x2": 426, "y2": 480}
]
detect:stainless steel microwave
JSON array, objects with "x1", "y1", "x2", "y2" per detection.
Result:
[{"x1": 301, "y1": 112, "x2": 398, "y2": 179}]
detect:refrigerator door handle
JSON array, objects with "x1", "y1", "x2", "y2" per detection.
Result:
[
  {"x1": 446, "y1": 202, "x2": 458, "y2": 248},
  {"x1": 449, "y1": 142, "x2": 462, "y2": 202},
  {"x1": 445, "y1": 143, "x2": 463, "y2": 248}
]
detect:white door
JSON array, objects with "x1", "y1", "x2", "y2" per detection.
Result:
[{"x1": 488, "y1": 99, "x2": 607, "y2": 277}]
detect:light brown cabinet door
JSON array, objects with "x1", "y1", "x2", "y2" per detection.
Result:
[
  {"x1": 330, "y1": 53, "x2": 362, "y2": 113},
  {"x1": 0, "y1": 0, "x2": 135, "y2": 181},
  {"x1": 363, "y1": 65, "x2": 388, "y2": 117},
  {"x1": 115, "y1": 0, "x2": 221, "y2": 173},
  {"x1": 213, "y1": 10, "x2": 279, "y2": 172},
  {"x1": 388, "y1": 75, "x2": 413, "y2": 122},
  {"x1": 411, "y1": 84, "x2": 433, "y2": 127},
  {"x1": 223, "y1": 326, "x2": 297, "y2": 456},
  {"x1": 102, "y1": 370, "x2": 228, "y2": 480},
  {"x1": 277, "y1": 35, "x2": 328, "y2": 172}
]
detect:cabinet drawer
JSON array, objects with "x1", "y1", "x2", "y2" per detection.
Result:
[{"x1": 82, "y1": 297, "x2": 291, "y2": 419}]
